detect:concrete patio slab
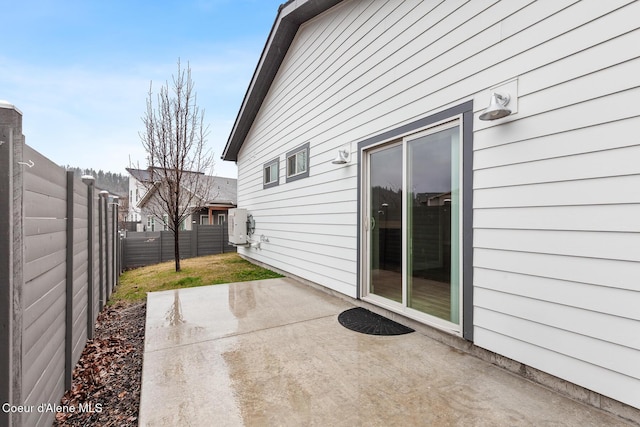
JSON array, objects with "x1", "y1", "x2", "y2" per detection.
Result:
[{"x1": 139, "y1": 278, "x2": 633, "y2": 426}]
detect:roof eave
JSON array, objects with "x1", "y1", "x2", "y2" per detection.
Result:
[
  {"x1": 137, "y1": 182, "x2": 160, "y2": 208},
  {"x1": 222, "y1": 0, "x2": 344, "y2": 162}
]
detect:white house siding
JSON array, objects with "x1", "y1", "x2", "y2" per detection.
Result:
[
  {"x1": 127, "y1": 175, "x2": 145, "y2": 225},
  {"x1": 470, "y1": 0, "x2": 640, "y2": 409},
  {"x1": 234, "y1": 0, "x2": 640, "y2": 408}
]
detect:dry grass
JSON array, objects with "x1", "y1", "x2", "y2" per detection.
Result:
[{"x1": 112, "y1": 253, "x2": 283, "y2": 303}]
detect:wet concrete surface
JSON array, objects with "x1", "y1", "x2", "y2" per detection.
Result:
[{"x1": 139, "y1": 278, "x2": 633, "y2": 426}]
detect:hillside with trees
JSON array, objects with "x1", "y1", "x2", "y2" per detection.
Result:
[{"x1": 65, "y1": 166, "x2": 129, "y2": 196}]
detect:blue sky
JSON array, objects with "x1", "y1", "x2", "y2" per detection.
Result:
[{"x1": 1, "y1": 0, "x2": 284, "y2": 178}]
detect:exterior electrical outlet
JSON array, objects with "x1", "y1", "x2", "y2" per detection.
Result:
[{"x1": 228, "y1": 208, "x2": 248, "y2": 245}]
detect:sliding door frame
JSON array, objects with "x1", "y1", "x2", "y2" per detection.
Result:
[{"x1": 357, "y1": 101, "x2": 474, "y2": 340}]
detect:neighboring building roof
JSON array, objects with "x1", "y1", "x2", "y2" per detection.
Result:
[
  {"x1": 222, "y1": 0, "x2": 344, "y2": 162},
  {"x1": 127, "y1": 167, "x2": 236, "y2": 208},
  {"x1": 199, "y1": 176, "x2": 238, "y2": 206},
  {"x1": 126, "y1": 167, "x2": 205, "y2": 183},
  {"x1": 126, "y1": 167, "x2": 153, "y2": 182},
  {"x1": 135, "y1": 174, "x2": 237, "y2": 209}
]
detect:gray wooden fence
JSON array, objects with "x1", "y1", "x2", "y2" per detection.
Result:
[
  {"x1": 122, "y1": 224, "x2": 235, "y2": 269},
  {"x1": 0, "y1": 103, "x2": 121, "y2": 427}
]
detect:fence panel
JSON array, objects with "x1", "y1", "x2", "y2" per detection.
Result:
[
  {"x1": 123, "y1": 232, "x2": 162, "y2": 268},
  {"x1": 0, "y1": 103, "x2": 122, "y2": 427},
  {"x1": 197, "y1": 224, "x2": 224, "y2": 255},
  {"x1": 22, "y1": 145, "x2": 68, "y2": 427},
  {"x1": 122, "y1": 224, "x2": 236, "y2": 269}
]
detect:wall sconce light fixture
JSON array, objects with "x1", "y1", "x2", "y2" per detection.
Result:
[
  {"x1": 479, "y1": 92, "x2": 512, "y2": 121},
  {"x1": 331, "y1": 148, "x2": 351, "y2": 165}
]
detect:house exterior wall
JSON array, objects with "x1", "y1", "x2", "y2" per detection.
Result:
[
  {"x1": 127, "y1": 175, "x2": 145, "y2": 226},
  {"x1": 234, "y1": 0, "x2": 640, "y2": 409}
]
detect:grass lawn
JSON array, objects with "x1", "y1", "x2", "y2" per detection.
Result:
[{"x1": 112, "y1": 252, "x2": 283, "y2": 303}]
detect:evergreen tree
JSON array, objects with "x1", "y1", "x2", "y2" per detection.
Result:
[{"x1": 64, "y1": 165, "x2": 129, "y2": 195}]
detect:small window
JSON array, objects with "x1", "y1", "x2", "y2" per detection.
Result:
[
  {"x1": 217, "y1": 214, "x2": 226, "y2": 225},
  {"x1": 200, "y1": 214, "x2": 209, "y2": 225},
  {"x1": 263, "y1": 157, "x2": 279, "y2": 189},
  {"x1": 163, "y1": 214, "x2": 169, "y2": 231},
  {"x1": 286, "y1": 142, "x2": 310, "y2": 182}
]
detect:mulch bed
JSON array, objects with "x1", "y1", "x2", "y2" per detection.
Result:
[{"x1": 53, "y1": 301, "x2": 146, "y2": 427}]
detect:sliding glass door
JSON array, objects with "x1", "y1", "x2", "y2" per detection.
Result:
[
  {"x1": 406, "y1": 126, "x2": 460, "y2": 323},
  {"x1": 364, "y1": 121, "x2": 461, "y2": 329},
  {"x1": 368, "y1": 143, "x2": 403, "y2": 303}
]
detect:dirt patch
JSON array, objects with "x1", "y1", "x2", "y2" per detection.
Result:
[{"x1": 53, "y1": 302, "x2": 146, "y2": 426}]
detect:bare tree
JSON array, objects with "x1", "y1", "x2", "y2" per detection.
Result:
[{"x1": 137, "y1": 59, "x2": 214, "y2": 272}]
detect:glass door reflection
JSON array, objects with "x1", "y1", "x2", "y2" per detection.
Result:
[
  {"x1": 407, "y1": 127, "x2": 460, "y2": 323},
  {"x1": 368, "y1": 143, "x2": 403, "y2": 303}
]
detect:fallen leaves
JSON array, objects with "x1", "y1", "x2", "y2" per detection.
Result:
[{"x1": 54, "y1": 302, "x2": 146, "y2": 426}]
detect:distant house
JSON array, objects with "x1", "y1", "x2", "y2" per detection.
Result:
[
  {"x1": 189, "y1": 175, "x2": 238, "y2": 226},
  {"x1": 222, "y1": 0, "x2": 640, "y2": 415},
  {"x1": 126, "y1": 167, "x2": 151, "y2": 227},
  {"x1": 126, "y1": 167, "x2": 236, "y2": 231}
]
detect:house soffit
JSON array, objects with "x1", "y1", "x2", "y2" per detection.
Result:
[{"x1": 222, "y1": 0, "x2": 344, "y2": 162}]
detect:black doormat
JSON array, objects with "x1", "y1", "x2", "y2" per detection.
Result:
[{"x1": 338, "y1": 307, "x2": 414, "y2": 336}]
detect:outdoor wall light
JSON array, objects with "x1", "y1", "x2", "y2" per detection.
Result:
[
  {"x1": 479, "y1": 92, "x2": 512, "y2": 121},
  {"x1": 331, "y1": 148, "x2": 351, "y2": 165}
]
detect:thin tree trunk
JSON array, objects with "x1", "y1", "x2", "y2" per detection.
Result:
[{"x1": 174, "y1": 229, "x2": 181, "y2": 272}]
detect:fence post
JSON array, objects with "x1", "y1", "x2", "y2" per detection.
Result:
[
  {"x1": 82, "y1": 176, "x2": 95, "y2": 338},
  {"x1": 110, "y1": 197, "x2": 116, "y2": 292},
  {"x1": 98, "y1": 191, "x2": 108, "y2": 309},
  {"x1": 112, "y1": 197, "x2": 119, "y2": 288},
  {"x1": 0, "y1": 106, "x2": 13, "y2": 427},
  {"x1": 103, "y1": 192, "x2": 111, "y2": 299},
  {"x1": 0, "y1": 102, "x2": 24, "y2": 427},
  {"x1": 122, "y1": 231, "x2": 127, "y2": 271},
  {"x1": 118, "y1": 234, "x2": 123, "y2": 277},
  {"x1": 98, "y1": 192, "x2": 103, "y2": 310},
  {"x1": 65, "y1": 171, "x2": 75, "y2": 390}
]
